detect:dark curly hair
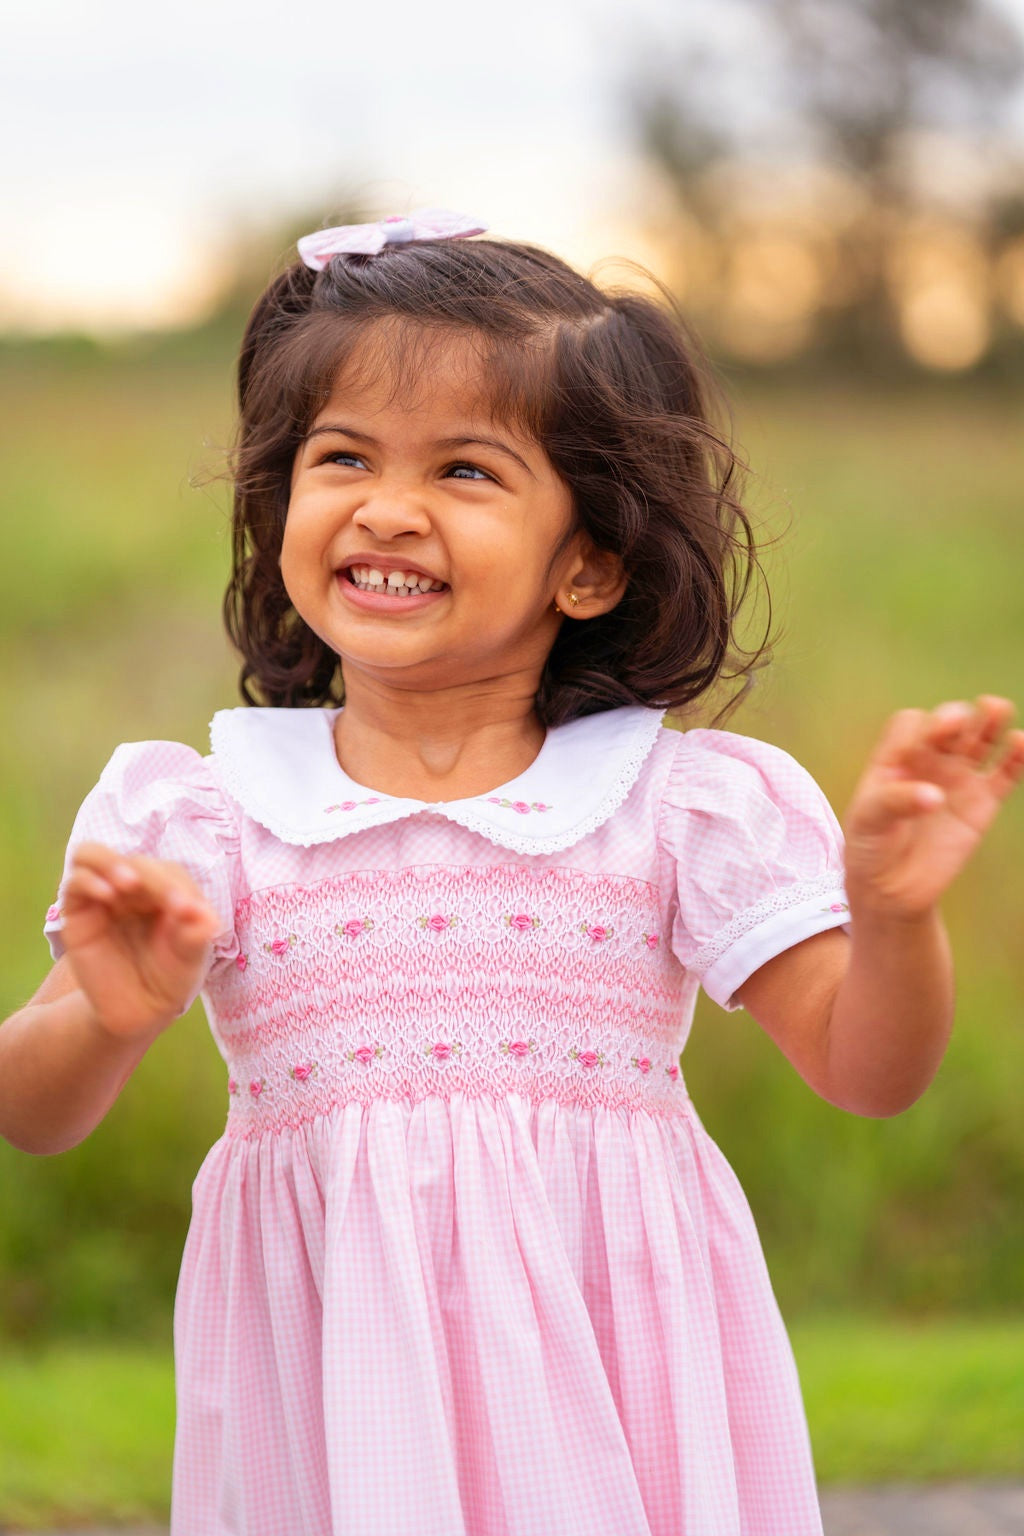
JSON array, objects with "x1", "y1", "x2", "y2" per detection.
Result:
[{"x1": 223, "y1": 234, "x2": 771, "y2": 726}]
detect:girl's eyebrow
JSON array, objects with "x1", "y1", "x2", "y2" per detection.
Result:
[{"x1": 305, "y1": 422, "x2": 536, "y2": 479}]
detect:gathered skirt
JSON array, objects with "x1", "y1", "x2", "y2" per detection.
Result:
[{"x1": 171, "y1": 1092, "x2": 823, "y2": 1535}]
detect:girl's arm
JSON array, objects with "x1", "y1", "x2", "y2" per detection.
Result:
[
  {"x1": 0, "y1": 960, "x2": 164, "y2": 1154},
  {"x1": 0, "y1": 844, "x2": 221, "y2": 1155},
  {"x1": 737, "y1": 697, "x2": 1024, "y2": 1117}
]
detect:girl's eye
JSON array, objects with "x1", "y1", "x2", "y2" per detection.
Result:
[
  {"x1": 317, "y1": 453, "x2": 492, "y2": 482},
  {"x1": 448, "y1": 463, "x2": 491, "y2": 481},
  {"x1": 321, "y1": 452, "x2": 365, "y2": 468}
]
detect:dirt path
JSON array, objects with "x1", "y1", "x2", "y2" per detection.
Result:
[
  {"x1": 11, "y1": 1483, "x2": 1024, "y2": 1534},
  {"x1": 821, "y1": 1481, "x2": 1024, "y2": 1534}
]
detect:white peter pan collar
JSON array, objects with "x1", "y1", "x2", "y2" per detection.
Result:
[{"x1": 209, "y1": 703, "x2": 666, "y2": 854}]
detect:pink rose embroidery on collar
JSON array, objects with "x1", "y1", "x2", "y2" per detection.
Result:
[{"x1": 484, "y1": 797, "x2": 551, "y2": 814}]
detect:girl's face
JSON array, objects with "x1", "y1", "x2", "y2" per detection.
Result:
[{"x1": 283, "y1": 330, "x2": 615, "y2": 696}]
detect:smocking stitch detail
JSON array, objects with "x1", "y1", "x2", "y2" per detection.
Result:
[{"x1": 202, "y1": 864, "x2": 693, "y2": 1136}]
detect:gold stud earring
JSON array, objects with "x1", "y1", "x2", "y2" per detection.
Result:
[{"x1": 567, "y1": 592, "x2": 580, "y2": 608}]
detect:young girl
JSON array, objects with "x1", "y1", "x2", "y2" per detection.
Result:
[{"x1": 2, "y1": 207, "x2": 1022, "y2": 1536}]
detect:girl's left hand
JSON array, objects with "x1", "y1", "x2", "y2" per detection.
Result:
[{"x1": 842, "y1": 696, "x2": 1024, "y2": 920}]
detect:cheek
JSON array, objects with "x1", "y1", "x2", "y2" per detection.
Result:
[{"x1": 278, "y1": 501, "x2": 321, "y2": 607}]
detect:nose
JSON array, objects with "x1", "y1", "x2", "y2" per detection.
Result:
[{"x1": 351, "y1": 485, "x2": 432, "y2": 541}]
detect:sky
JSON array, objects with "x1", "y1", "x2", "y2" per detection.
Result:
[{"x1": 3, "y1": 0, "x2": 1024, "y2": 332}]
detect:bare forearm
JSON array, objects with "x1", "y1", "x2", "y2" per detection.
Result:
[
  {"x1": 824, "y1": 906, "x2": 954, "y2": 1117},
  {"x1": 0, "y1": 990, "x2": 161, "y2": 1155}
]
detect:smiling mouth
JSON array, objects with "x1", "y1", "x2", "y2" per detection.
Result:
[{"x1": 344, "y1": 564, "x2": 448, "y2": 596}]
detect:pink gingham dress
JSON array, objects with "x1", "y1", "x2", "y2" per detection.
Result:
[{"x1": 44, "y1": 705, "x2": 851, "y2": 1536}]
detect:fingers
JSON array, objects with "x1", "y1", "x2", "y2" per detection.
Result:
[
  {"x1": 848, "y1": 777, "x2": 945, "y2": 836},
  {"x1": 66, "y1": 844, "x2": 220, "y2": 938},
  {"x1": 872, "y1": 696, "x2": 1018, "y2": 770},
  {"x1": 987, "y1": 726, "x2": 1024, "y2": 803}
]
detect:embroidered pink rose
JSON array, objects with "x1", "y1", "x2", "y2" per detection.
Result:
[
  {"x1": 431, "y1": 1041, "x2": 453, "y2": 1060},
  {"x1": 827, "y1": 902, "x2": 849, "y2": 913},
  {"x1": 344, "y1": 918, "x2": 367, "y2": 937},
  {"x1": 507, "y1": 912, "x2": 535, "y2": 932},
  {"x1": 291, "y1": 1062, "x2": 315, "y2": 1082},
  {"x1": 227, "y1": 1078, "x2": 238, "y2": 1095},
  {"x1": 485, "y1": 797, "x2": 552, "y2": 813},
  {"x1": 416, "y1": 912, "x2": 459, "y2": 934},
  {"x1": 265, "y1": 935, "x2": 295, "y2": 957},
  {"x1": 352, "y1": 1045, "x2": 376, "y2": 1065},
  {"x1": 644, "y1": 933, "x2": 660, "y2": 950},
  {"x1": 666, "y1": 1063, "x2": 679, "y2": 1081},
  {"x1": 580, "y1": 922, "x2": 611, "y2": 943},
  {"x1": 46, "y1": 903, "x2": 61, "y2": 923},
  {"x1": 338, "y1": 801, "x2": 357, "y2": 811},
  {"x1": 634, "y1": 1055, "x2": 652, "y2": 1075},
  {"x1": 507, "y1": 1039, "x2": 532, "y2": 1058},
  {"x1": 576, "y1": 1049, "x2": 600, "y2": 1068},
  {"x1": 249, "y1": 1078, "x2": 264, "y2": 1098},
  {"x1": 235, "y1": 953, "x2": 248, "y2": 973}
]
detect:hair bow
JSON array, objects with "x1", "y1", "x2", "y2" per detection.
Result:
[{"x1": 297, "y1": 208, "x2": 488, "y2": 269}]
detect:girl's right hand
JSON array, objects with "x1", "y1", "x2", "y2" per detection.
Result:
[{"x1": 59, "y1": 842, "x2": 222, "y2": 1040}]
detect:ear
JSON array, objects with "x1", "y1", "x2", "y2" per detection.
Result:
[{"x1": 555, "y1": 536, "x2": 628, "y2": 618}]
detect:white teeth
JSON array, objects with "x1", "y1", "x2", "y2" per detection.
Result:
[{"x1": 346, "y1": 565, "x2": 446, "y2": 595}]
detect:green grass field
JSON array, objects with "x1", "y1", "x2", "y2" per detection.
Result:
[{"x1": 1, "y1": 1316, "x2": 1021, "y2": 1525}]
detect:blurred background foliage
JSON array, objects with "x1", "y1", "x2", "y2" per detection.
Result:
[
  {"x1": 626, "y1": 0, "x2": 1024, "y2": 376},
  {"x1": 0, "y1": 0, "x2": 1021, "y2": 1386}
]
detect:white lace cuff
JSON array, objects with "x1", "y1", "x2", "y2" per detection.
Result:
[{"x1": 692, "y1": 876, "x2": 851, "y2": 1011}]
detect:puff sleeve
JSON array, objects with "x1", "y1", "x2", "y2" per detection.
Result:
[
  {"x1": 657, "y1": 728, "x2": 850, "y2": 1011},
  {"x1": 42, "y1": 741, "x2": 242, "y2": 1011}
]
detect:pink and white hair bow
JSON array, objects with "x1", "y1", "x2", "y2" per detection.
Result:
[{"x1": 297, "y1": 208, "x2": 488, "y2": 270}]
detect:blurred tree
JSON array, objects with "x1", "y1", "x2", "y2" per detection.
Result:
[{"x1": 630, "y1": 0, "x2": 1024, "y2": 373}]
